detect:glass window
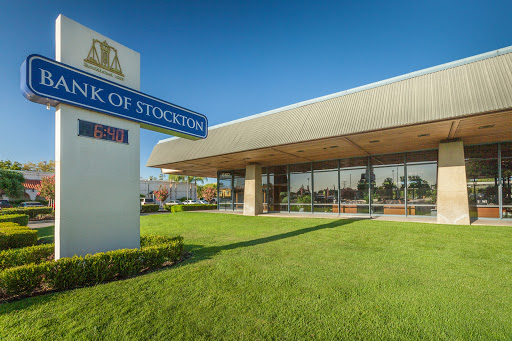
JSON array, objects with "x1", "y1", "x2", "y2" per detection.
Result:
[
  {"x1": 218, "y1": 171, "x2": 232, "y2": 211},
  {"x1": 289, "y1": 163, "x2": 312, "y2": 212},
  {"x1": 313, "y1": 160, "x2": 338, "y2": 213},
  {"x1": 406, "y1": 163, "x2": 437, "y2": 216},
  {"x1": 233, "y1": 169, "x2": 245, "y2": 211},
  {"x1": 370, "y1": 154, "x2": 405, "y2": 215},
  {"x1": 268, "y1": 166, "x2": 288, "y2": 212},
  {"x1": 465, "y1": 144, "x2": 499, "y2": 218},
  {"x1": 262, "y1": 168, "x2": 268, "y2": 213},
  {"x1": 340, "y1": 157, "x2": 369, "y2": 215},
  {"x1": 501, "y1": 144, "x2": 512, "y2": 218}
]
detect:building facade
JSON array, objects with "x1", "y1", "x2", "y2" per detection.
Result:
[{"x1": 147, "y1": 46, "x2": 512, "y2": 224}]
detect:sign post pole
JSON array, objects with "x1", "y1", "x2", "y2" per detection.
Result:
[
  {"x1": 20, "y1": 15, "x2": 207, "y2": 259},
  {"x1": 54, "y1": 15, "x2": 141, "y2": 259}
]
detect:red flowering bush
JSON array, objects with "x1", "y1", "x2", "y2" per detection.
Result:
[
  {"x1": 36, "y1": 175, "x2": 55, "y2": 201},
  {"x1": 154, "y1": 185, "x2": 169, "y2": 204},
  {"x1": 202, "y1": 187, "x2": 216, "y2": 203}
]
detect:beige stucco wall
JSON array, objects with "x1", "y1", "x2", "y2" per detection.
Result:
[
  {"x1": 437, "y1": 140, "x2": 470, "y2": 225},
  {"x1": 243, "y1": 164, "x2": 263, "y2": 216}
]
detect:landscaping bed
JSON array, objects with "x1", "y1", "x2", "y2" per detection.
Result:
[{"x1": 0, "y1": 234, "x2": 184, "y2": 302}]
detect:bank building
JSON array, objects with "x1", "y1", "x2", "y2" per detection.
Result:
[{"x1": 147, "y1": 46, "x2": 512, "y2": 225}]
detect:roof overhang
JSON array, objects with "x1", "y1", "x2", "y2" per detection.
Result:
[{"x1": 147, "y1": 46, "x2": 512, "y2": 177}]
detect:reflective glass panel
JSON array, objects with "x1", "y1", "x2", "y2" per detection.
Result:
[
  {"x1": 406, "y1": 163, "x2": 437, "y2": 216},
  {"x1": 340, "y1": 161, "x2": 369, "y2": 215},
  {"x1": 502, "y1": 154, "x2": 512, "y2": 218},
  {"x1": 465, "y1": 145, "x2": 499, "y2": 218},
  {"x1": 370, "y1": 155, "x2": 405, "y2": 215},
  {"x1": 262, "y1": 168, "x2": 268, "y2": 213},
  {"x1": 313, "y1": 161, "x2": 338, "y2": 213},
  {"x1": 233, "y1": 169, "x2": 245, "y2": 210},
  {"x1": 218, "y1": 171, "x2": 232, "y2": 211},
  {"x1": 289, "y1": 163, "x2": 311, "y2": 212},
  {"x1": 268, "y1": 166, "x2": 288, "y2": 212}
]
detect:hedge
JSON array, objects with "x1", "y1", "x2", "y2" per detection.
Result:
[
  {"x1": 0, "y1": 244, "x2": 54, "y2": 270},
  {"x1": 0, "y1": 236, "x2": 180, "y2": 272},
  {"x1": 0, "y1": 235, "x2": 183, "y2": 298},
  {"x1": 0, "y1": 223, "x2": 38, "y2": 250},
  {"x1": 0, "y1": 214, "x2": 29, "y2": 226},
  {"x1": 164, "y1": 204, "x2": 217, "y2": 212},
  {"x1": 0, "y1": 207, "x2": 53, "y2": 219},
  {"x1": 140, "y1": 204, "x2": 160, "y2": 213}
]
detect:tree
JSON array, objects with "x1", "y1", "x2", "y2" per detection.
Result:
[
  {"x1": 36, "y1": 161, "x2": 55, "y2": 172},
  {"x1": 11, "y1": 161, "x2": 22, "y2": 170},
  {"x1": 187, "y1": 176, "x2": 204, "y2": 200},
  {"x1": 154, "y1": 185, "x2": 169, "y2": 206},
  {"x1": 197, "y1": 183, "x2": 217, "y2": 198},
  {"x1": 169, "y1": 174, "x2": 185, "y2": 200},
  {"x1": 0, "y1": 160, "x2": 12, "y2": 170},
  {"x1": 0, "y1": 169, "x2": 25, "y2": 199},
  {"x1": 202, "y1": 187, "x2": 216, "y2": 203},
  {"x1": 36, "y1": 175, "x2": 55, "y2": 200},
  {"x1": 22, "y1": 162, "x2": 37, "y2": 171}
]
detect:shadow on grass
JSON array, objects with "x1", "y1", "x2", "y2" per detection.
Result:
[
  {"x1": 0, "y1": 218, "x2": 357, "y2": 313},
  {"x1": 181, "y1": 218, "x2": 359, "y2": 264}
]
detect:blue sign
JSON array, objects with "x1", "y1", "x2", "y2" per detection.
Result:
[{"x1": 21, "y1": 54, "x2": 208, "y2": 140}]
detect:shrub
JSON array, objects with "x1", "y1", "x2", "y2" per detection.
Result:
[
  {"x1": 0, "y1": 236, "x2": 184, "y2": 298},
  {"x1": 0, "y1": 214, "x2": 29, "y2": 226},
  {"x1": 0, "y1": 244, "x2": 54, "y2": 270},
  {"x1": 165, "y1": 204, "x2": 217, "y2": 213},
  {"x1": 0, "y1": 207, "x2": 53, "y2": 219},
  {"x1": 0, "y1": 228, "x2": 38, "y2": 250},
  {"x1": 140, "y1": 235, "x2": 182, "y2": 247},
  {"x1": 140, "y1": 204, "x2": 160, "y2": 213},
  {"x1": 0, "y1": 263, "x2": 45, "y2": 296},
  {"x1": 0, "y1": 223, "x2": 37, "y2": 250}
]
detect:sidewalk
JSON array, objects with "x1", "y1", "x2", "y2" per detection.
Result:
[
  {"x1": 204, "y1": 210, "x2": 512, "y2": 227},
  {"x1": 28, "y1": 220, "x2": 55, "y2": 229}
]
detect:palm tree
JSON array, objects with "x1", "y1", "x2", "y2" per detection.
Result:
[
  {"x1": 187, "y1": 176, "x2": 205, "y2": 200},
  {"x1": 168, "y1": 174, "x2": 185, "y2": 200}
]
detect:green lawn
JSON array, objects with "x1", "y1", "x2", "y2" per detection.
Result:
[{"x1": 1, "y1": 213, "x2": 512, "y2": 340}]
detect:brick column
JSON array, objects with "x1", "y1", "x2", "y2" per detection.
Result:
[
  {"x1": 437, "y1": 140, "x2": 470, "y2": 225},
  {"x1": 243, "y1": 164, "x2": 263, "y2": 216}
]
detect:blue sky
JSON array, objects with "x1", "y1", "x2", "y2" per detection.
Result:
[{"x1": 1, "y1": 0, "x2": 511, "y2": 181}]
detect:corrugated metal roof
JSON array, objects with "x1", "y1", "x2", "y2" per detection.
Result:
[{"x1": 147, "y1": 46, "x2": 512, "y2": 168}]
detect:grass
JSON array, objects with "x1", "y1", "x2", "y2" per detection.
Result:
[
  {"x1": 1, "y1": 213, "x2": 512, "y2": 340},
  {"x1": 36, "y1": 225, "x2": 54, "y2": 244}
]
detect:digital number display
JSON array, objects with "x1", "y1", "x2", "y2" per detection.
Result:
[{"x1": 78, "y1": 120, "x2": 129, "y2": 144}]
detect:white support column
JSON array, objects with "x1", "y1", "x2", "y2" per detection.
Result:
[
  {"x1": 437, "y1": 140, "x2": 470, "y2": 225},
  {"x1": 243, "y1": 164, "x2": 263, "y2": 216}
]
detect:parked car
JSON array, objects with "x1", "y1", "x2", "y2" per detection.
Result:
[
  {"x1": 140, "y1": 198, "x2": 155, "y2": 205},
  {"x1": 167, "y1": 200, "x2": 182, "y2": 205},
  {"x1": 182, "y1": 200, "x2": 200, "y2": 205},
  {"x1": 19, "y1": 201, "x2": 45, "y2": 208},
  {"x1": 0, "y1": 200, "x2": 11, "y2": 209},
  {"x1": 198, "y1": 200, "x2": 209, "y2": 205}
]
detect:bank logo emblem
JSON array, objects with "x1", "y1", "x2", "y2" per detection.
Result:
[{"x1": 84, "y1": 39, "x2": 125, "y2": 80}]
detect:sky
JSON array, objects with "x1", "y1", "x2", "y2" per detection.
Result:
[{"x1": 1, "y1": 0, "x2": 511, "y2": 182}]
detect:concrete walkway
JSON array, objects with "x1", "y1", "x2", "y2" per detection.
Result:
[
  {"x1": 204, "y1": 210, "x2": 512, "y2": 227},
  {"x1": 28, "y1": 220, "x2": 55, "y2": 229}
]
